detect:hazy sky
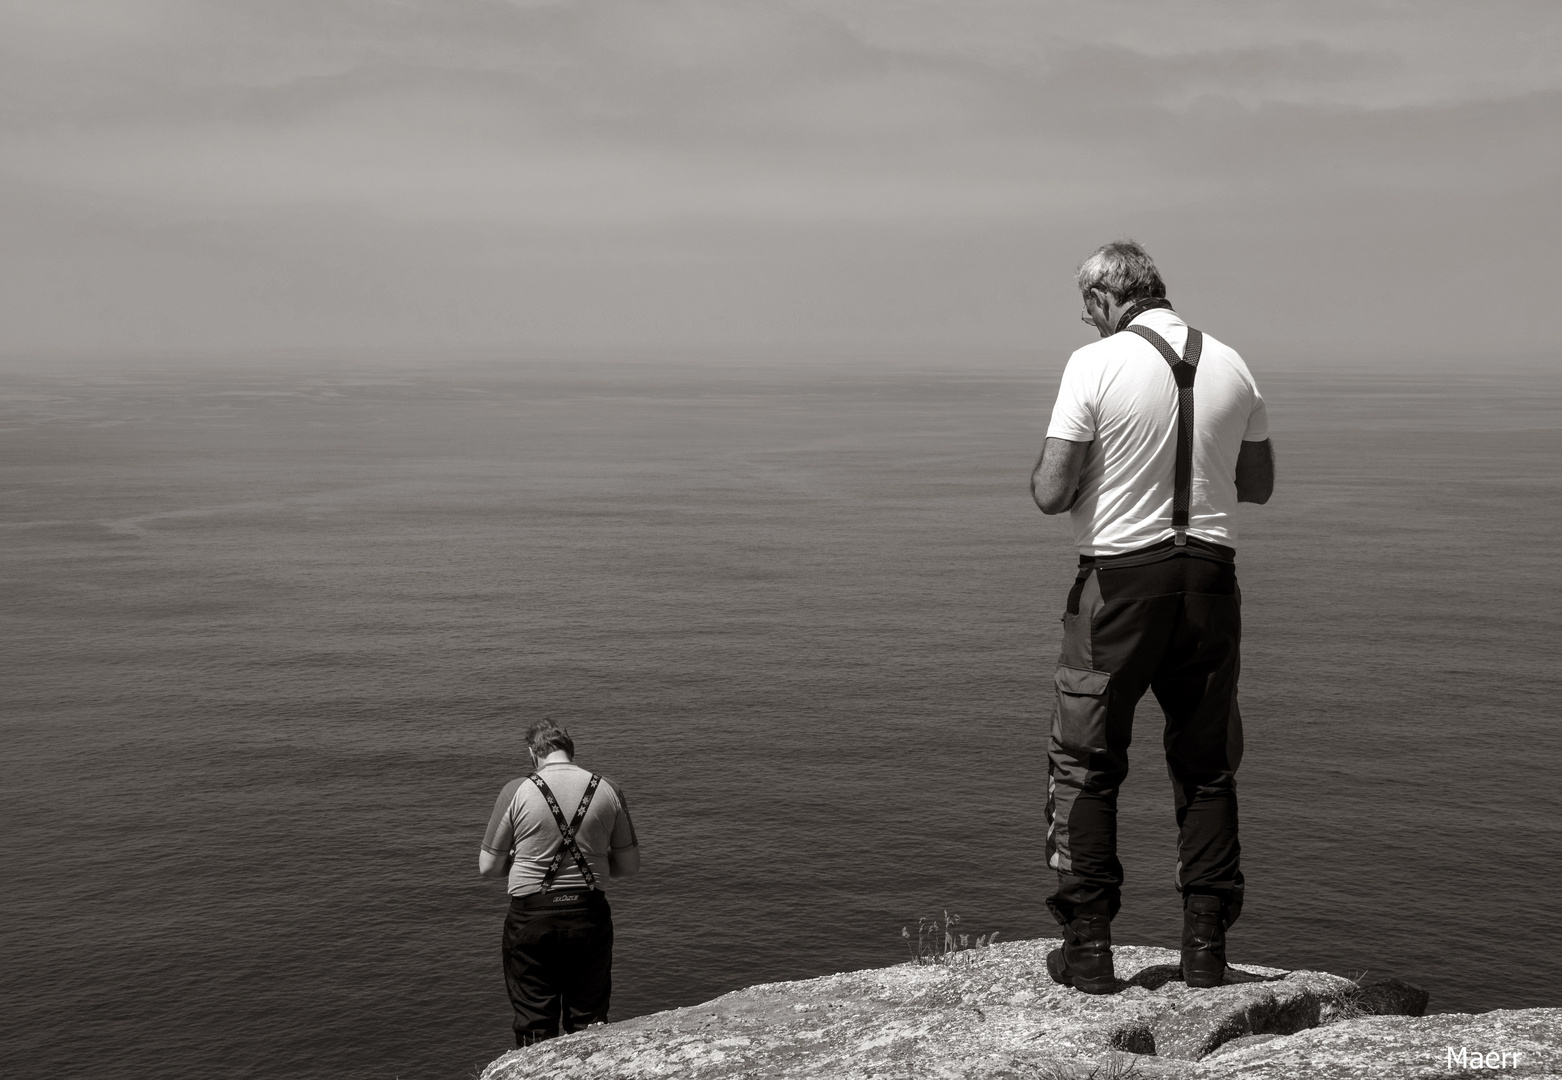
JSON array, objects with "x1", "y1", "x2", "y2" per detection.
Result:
[{"x1": 2, "y1": 0, "x2": 1558, "y2": 361}]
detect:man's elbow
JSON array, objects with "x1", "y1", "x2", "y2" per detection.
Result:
[
  {"x1": 1034, "y1": 486, "x2": 1077, "y2": 515},
  {"x1": 1235, "y1": 441, "x2": 1275, "y2": 504},
  {"x1": 609, "y1": 847, "x2": 641, "y2": 878},
  {"x1": 1236, "y1": 464, "x2": 1275, "y2": 504},
  {"x1": 1031, "y1": 475, "x2": 1072, "y2": 515},
  {"x1": 1032, "y1": 440, "x2": 1087, "y2": 515},
  {"x1": 1237, "y1": 482, "x2": 1273, "y2": 505}
]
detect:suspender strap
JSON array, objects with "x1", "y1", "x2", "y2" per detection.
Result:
[
  {"x1": 1123, "y1": 325, "x2": 1203, "y2": 544},
  {"x1": 528, "y1": 772, "x2": 601, "y2": 889}
]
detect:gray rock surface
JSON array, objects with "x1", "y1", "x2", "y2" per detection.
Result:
[
  {"x1": 1201, "y1": 1010, "x2": 1562, "y2": 1078},
  {"x1": 479, "y1": 939, "x2": 1561, "y2": 1079}
]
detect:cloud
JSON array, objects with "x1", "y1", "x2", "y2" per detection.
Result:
[{"x1": 2, "y1": 0, "x2": 1560, "y2": 357}]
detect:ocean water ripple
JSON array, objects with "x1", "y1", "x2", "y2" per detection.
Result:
[{"x1": 2, "y1": 357, "x2": 1559, "y2": 1079}]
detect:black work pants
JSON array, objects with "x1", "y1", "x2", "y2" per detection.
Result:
[
  {"x1": 1045, "y1": 542, "x2": 1246, "y2": 925},
  {"x1": 502, "y1": 889, "x2": 613, "y2": 1047}
]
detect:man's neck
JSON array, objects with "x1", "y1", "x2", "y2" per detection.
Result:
[
  {"x1": 1113, "y1": 296, "x2": 1174, "y2": 334},
  {"x1": 535, "y1": 751, "x2": 573, "y2": 768},
  {"x1": 1088, "y1": 290, "x2": 1168, "y2": 338}
]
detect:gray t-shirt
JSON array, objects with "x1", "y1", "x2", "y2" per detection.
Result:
[{"x1": 481, "y1": 761, "x2": 638, "y2": 897}]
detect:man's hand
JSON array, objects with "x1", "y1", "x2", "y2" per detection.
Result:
[
  {"x1": 1031, "y1": 438, "x2": 1091, "y2": 515},
  {"x1": 1235, "y1": 439, "x2": 1275, "y2": 504},
  {"x1": 478, "y1": 849, "x2": 511, "y2": 879}
]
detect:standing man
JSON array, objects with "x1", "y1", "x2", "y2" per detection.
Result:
[
  {"x1": 479, "y1": 719, "x2": 640, "y2": 1046},
  {"x1": 1031, "y1": 241, "x2": 1274, "y2": 994}
]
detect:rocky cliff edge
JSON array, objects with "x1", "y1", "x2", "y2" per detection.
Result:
[{"x1": 480, "y1": 939, "x2": 1561, "y2": 1079}]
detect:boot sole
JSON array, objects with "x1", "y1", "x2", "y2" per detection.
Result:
[{"x1": 1182, "y1": 967, "x2": 1225, "y2": 988}]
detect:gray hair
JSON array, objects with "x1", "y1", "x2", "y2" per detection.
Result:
[{"x1": 1075, "y1": 240, "x2": 1166, "y2": 303}]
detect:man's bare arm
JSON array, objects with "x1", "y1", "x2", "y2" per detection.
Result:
[
  {"x1": 1031, "y1": 438, "x2": 1090, "y2": 515},
  {"x1": 478, "y1": 849, "x2": 511, "y2": 878},
  {"x1": 608, "y1": 846, "x2": 640, "y2": 878},
  {"x1": 1235, "y1": 439, "x2": 1275, "y2": 504}
]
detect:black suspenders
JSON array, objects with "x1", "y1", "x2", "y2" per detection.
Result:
[
  {"x1": 527, "y1": 772, "x2": 602, "y2": 889},
  {"x1": 1123, "y1": 324, "x2": 1204, "y2": 547}
]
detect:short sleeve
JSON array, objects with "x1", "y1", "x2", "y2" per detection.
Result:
[
  {"x1": 1046, "y1": 352, "x2": 1098, "y2": 442},
  {"x1": 1242, "y1": 387, "x2": 1270, "y2": 442},
  {"x1": 606, "y1": 781, "x2": 638, "y2": 850},
  {"x1": 481, "y1": 778, "x2": 524, "y2": 856}
]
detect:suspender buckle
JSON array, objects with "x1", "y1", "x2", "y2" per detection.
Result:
[{"x1": 1174, "y1": 528, "x2": 1187, "y2": 547}]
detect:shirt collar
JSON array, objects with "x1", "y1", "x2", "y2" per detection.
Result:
[
  {"x1": 1113, "y1": 296, "x2": 1174, "y2": 334},
  {"x1": 1126, "y1": 306, "x2": 1186, "y2": 334}
]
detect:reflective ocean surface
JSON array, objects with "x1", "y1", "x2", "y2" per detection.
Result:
[{"x1": 3, "y1": 354, "x2": 1559, "y2": 1079}]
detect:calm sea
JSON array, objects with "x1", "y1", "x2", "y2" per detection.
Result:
[{"x1": 2, "y1": 354, "x2": 1559, "y2": 1080}]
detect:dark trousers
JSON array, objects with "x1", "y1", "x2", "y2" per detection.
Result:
[
  {"x1": 502, "y1": 889, "x2": 613, "y2": 1047},
  {"x1": 1046, "y1": 542, "x2": 1246, "y2": 925}
]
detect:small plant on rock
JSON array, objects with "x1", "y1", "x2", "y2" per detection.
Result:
[
  {"x1": 1027, "y1": 1052, "x2": 1140, "y2": 1080},
  {"x1": 901, "y1": 910, "x2": 999, "y2": 965},
  {"x1": 1322, "y1": 969, "x2": 1374, "y2": 1023}
]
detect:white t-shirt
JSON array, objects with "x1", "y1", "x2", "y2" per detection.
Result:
[{"x1": 1046, "y1": 307, "x2": 1268, "y2": 556}]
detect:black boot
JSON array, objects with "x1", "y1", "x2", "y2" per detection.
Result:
[
  {"x1": 1046, "y1": 911, "x2": 1115, "y2": 994},
  {"x1": 1181, "y1": 893, "x2": 1227, "y2": 988}
]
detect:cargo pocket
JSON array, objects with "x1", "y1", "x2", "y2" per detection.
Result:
[{"x1": 1052, "y1": 665, "x2": 1111, "y2": 756}]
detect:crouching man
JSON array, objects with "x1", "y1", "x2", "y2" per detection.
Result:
[
  {"x1": 479, "y1": 720, "x2": 640, "y2": 1045},
  {"x1": 1031, "y1": 241, "x2": 1274, "y2": 993}
]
